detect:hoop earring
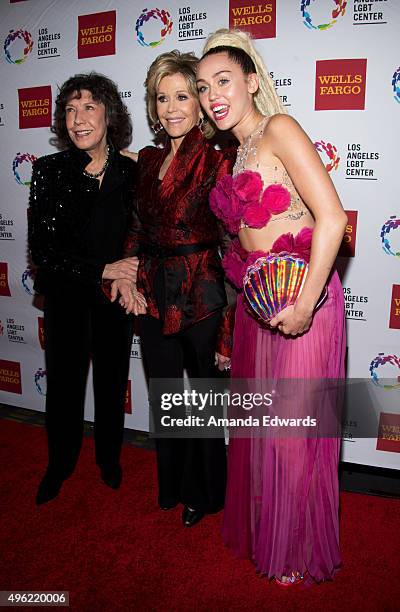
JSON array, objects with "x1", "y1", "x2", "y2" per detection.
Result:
[
  {"x1": 198, "y1": 116, "x2": 207, "y2": 134},
  {"x1": 152, "y1": 120, "x2": 164, "y2": 134}
]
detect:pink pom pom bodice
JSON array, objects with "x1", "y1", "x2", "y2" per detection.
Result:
[
  {"x1": 210, "y1": 116, "x2": 311, "y2": 236},
  {"x1": 210, "y1": 169, "x2": 292, "y2": 234}
]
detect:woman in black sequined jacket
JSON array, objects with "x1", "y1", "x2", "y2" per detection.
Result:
[{"x1": 28, "y1": 72, "x2": 140, "y2": 505}]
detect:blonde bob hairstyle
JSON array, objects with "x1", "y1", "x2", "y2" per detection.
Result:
[
  {"x1": 202, "y1": 28, "x2": 287, "y2": 118},
  {"x1": 145, "y1": 49, "x2": 214, "y2": 139}
]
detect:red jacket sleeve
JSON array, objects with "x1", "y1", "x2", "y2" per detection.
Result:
[{"x1": 215, "y1": 147, "x2": 237, "y2": 358}]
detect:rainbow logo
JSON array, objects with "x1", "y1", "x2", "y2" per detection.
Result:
[
  {"x1": 135, "y1": 8, "x2": 173, "y2": 47},
  {"x1": 314, "y1": 140, "x2": 340, "y2": 172},
  {"x1": 392, "y1": 67, "x2": 400, "y2": 103},
  {"x1": 301, "y1": 0, "x2": 347, "y2": 31},
  {"x1": 4, "y1": 28, "x2": 33, "y2": 64},
  {"x1": 34, "y1": 368, "x2": 47, "y2": 395},
  {"x1": 12, "y1": 152, "x2": 37, "y2": 186},
  {"x1": 21, "y1": 268, "x2": 36, "y2": 295},
  {"x1": 369, "y1": 353, "x2": 400, "y2": 391},
  {"x1": 380, "y1": 216, "x2": 400, "y2": 258}
]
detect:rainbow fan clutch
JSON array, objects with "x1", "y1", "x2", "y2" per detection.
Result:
[{"x1": 243, "y1": 254, "x2": 327, "y2": 323}]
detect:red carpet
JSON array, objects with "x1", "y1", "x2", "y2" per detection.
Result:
[{"x1": 1, "y1": 419, "x2": 399, "y2": 611}]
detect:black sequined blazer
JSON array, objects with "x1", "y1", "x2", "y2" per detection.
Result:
[{"x1": 28, "y1": 147, "x2": 136, "y2": 294}]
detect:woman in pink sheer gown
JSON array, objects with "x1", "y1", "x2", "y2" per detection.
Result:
[{"x1": 197, "y1": 29, "x2": 347, "y2": 585}]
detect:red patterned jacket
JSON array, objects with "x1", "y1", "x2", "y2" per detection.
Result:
[{"x1": 124, "y1": 126, "x2": 235, "y2": 351}]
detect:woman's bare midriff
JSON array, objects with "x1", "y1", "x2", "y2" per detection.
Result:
[{"x1": 238, "y1": 215, "x2": 315, "y2": 253}]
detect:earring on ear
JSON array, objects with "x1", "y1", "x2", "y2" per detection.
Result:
[
  {"x1": 152, "y1": 120, "x2": 164, "y2": 134},
  {"x1": 198, "y1": 115, "x2": 207, "y2": 133}
]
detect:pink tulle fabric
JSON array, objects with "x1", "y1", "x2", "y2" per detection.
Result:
[
  {"x1": 210, "y1": 170, "x2": 290, "y2": 233},
  {"x1": 222, "y1": 227, "x2": 346, "y2": 585}
]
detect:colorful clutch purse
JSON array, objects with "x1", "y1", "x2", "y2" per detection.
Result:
[{"x1": 243, "y1": 254, "x2": 327, "y2": 323}]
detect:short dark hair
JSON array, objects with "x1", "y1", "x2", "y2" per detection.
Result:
[
  {"x1": 51, "y1": 72, "x2": 132, "y2": 150},
  {"x1": 201, "y1": 45, "x2": 256, "y2": 76}
]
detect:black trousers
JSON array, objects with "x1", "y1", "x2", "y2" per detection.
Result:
[
  {"x1": 138, "y1": 312, "x2": 227, "y2": 513},
  {"x1": 43, "y1": 284, "x2": 133, "y2": 479}
]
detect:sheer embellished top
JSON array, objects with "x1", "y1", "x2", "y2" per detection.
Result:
[{"x1": 210, "y1": 116, "x2": 311, "y2": 235}]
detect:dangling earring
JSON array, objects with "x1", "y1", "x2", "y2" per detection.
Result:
[
  {"x1": 152, "y1": 120, "x2": 164, "y2": 134},
  {"x1": 198, "y1": 115, "x2": 207, "y2": 134}
]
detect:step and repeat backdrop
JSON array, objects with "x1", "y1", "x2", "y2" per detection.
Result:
[{"x1": 0, "y1": 0, "x2": 399, "y2": 469}]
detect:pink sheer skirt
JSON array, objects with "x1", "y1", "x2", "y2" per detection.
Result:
[{"x1": 222, "y1": 231, "x2": 346, "y2": 583}]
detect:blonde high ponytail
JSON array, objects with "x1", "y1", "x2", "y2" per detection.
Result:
[{"x1": 202, "y1": 28, "x2": 287, "y2": 117}]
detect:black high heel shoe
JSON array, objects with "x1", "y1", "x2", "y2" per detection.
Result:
[{"x1": 182, "y1": 506, "x2": 205, "y2": 527}]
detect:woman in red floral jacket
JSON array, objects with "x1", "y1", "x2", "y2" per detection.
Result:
[{"x1": 117, "y1": 51, "x2": 234, "y2": 527}]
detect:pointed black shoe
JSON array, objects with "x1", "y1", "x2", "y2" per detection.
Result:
[
  {"x1": 100, "y1": 465, "x2": 122, "y2": 490},
  {"x1": 182, "y1": 506, "x2": 205, "y2": 527},
  {"x1": 160, "y1": 501, "x2": 178, "y2": 511},
  {"x1": 36, "y1": 474, "x2": 63, "y2": 505}
]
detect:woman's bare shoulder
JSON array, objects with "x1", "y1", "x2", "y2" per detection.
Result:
[
  {"x1": 260, "y1": 114, "x2": 312, "y2": 161},
  {"x1": 264, "y1": 113, "x2": 303, "y2": 138}
]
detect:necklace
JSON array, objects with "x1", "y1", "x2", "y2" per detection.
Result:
[
  {"x1": 82, "y1": 145, "x2": 110, "y2": 179},
  {"x1": 234, "y1": 117, "x2": 268, "y2": 176}
]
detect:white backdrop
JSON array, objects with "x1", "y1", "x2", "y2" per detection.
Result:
[{"x1": 0, "y1": 0, "x2": 399, "y2": 469}]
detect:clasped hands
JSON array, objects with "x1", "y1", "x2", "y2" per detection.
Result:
[
  {"x1": 102, "y1": 257, "x2": 138, "y2": 283},
  {"x1": 102, "y1": 257, "x2": 147, "y2": 315}
]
